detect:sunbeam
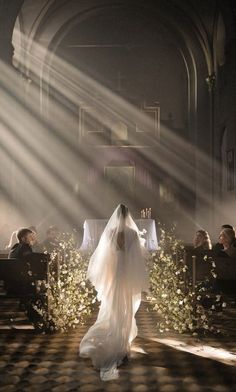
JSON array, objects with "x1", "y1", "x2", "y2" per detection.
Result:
[
  {"x1": 152, "y1": 337, "x2": 236, "y2": 366},
  {"x1": 0, "y1": 27, "x2": 225, "y2": 241}
]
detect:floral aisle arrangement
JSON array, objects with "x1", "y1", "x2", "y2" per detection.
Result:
[
  {"x1": 34, "y1": 228, "x2": 225, "y2": 335},
  {"x1": 34, "y1": 234, "x2": 96, "y2": 332},
  {"x1": 148, "y1": 225, "x2": 225, "y2": 334}
]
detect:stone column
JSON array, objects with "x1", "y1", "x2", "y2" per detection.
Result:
[
  {"x1": 0, "y1": 0, "x2": 24, "y2": 223},
  {"x1": 0, "y1": 0, "x2": 24, "y2": 65}
]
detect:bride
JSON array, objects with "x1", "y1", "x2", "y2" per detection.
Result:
[{"x1": 79, "y1": 204, "x2": 149, "y2": 381}]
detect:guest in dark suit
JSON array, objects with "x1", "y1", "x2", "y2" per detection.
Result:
[
  {"x1": 42, "y1": 225, "x2": 59, "y2": 253},
  {"x1": 28, "y1": 225, "x2": 42, "y2": 252},
  {"x1": 8, "y1": 228, "x2": 34, "y2": 259}
]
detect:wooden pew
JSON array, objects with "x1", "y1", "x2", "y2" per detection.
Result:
[
  {"x1": 184, "y1": 248, "x2": 236, "y2": 293},
  {"x1": 0, "y1": 253, "x2": 51, "y2": 328},
  {"x1": 0, "y1": 253, "x2": 49, "y2": 296}
]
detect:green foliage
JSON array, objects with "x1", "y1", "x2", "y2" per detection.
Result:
[
  {"x1": 34, "y1": 234, "x2": 96, "y2": 332},
  {"x1": 148, "y1": 226, "x2": 225, "y2": 334},
  {"x1": 34, "y1": 228, "x2": 225, "y2": 335}
]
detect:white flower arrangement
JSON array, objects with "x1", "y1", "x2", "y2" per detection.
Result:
[
  {"x1": 147, "y1": 225, "x2": 225, "y2": 335},
  {"x1": 34, "y1": 233, "x2": 97, "y2": 332}
]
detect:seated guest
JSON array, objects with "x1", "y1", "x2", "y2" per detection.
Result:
[
  {"x1": 217, "y1": 228, "x2": 236, "y2": 258},
  {"x1": 28, "y1": 225, "x2": 42, "y2": 252},
  {"x1": 8, "y1": 228, "x2": 34, "y2": 259},
  {"x1": 5, "y1": 230, "x2": 18, "y2": 250},
  {"x1": 193, "y1": 229, "x2": 212, "y2": 254},
  {"x1": 213, "y1": 224, "x2": 236, "y2": 254},
  {"x1": 42, "y1": 225, "x2": 59, "y2": 253}
]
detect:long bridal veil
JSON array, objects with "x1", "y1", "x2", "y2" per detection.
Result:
[{"x1": 79, "y1": 204, "x2": 149, "y2": 381}]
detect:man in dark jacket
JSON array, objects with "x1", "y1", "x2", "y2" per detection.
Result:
[
  {"x1": 41, "y1": 225, "x2": 60, "y2": 253},
  {"x1": 8, "y1": 228, "x2": 34, "y2": 259}
]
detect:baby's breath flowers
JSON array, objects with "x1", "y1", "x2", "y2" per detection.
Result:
[
  {"x1": 34, "y1": 228, "x2": 225, "y2": 335},
  {"x1": 148, "y1": 226, "x2": 225, "y2": 335},
  {"x1": 34, "y1": 233, "x2": 96, "y2": 332}
]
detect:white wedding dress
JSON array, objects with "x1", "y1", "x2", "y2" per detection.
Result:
[{"x1": 79, "y1": 204, "x2": 149, "y2": 381}]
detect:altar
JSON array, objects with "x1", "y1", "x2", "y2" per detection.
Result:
[{"x1": 80, "y1": 219, "x2": 158, "y2": 252}]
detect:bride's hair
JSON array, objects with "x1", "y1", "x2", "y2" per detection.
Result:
[{"x1": 119, "y1": 204, "x2": 128, "y2": 218}]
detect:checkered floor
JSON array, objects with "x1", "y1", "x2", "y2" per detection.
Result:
[{"x1": 0, "y1": 297, "x2": 236, "y2": 392}]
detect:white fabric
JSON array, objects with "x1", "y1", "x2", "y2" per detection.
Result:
[
  {"x1": 79, "y1": 204, "x2": 149, "y2": 381},
  {"x1": 80, "y1": 218, "x2": 158, "y2": 252}
]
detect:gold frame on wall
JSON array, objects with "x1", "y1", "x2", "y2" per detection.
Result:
[
  {"x1": 78, "y1": 101, "x2": 160, "y2": 145},
  {"x1": 79, "y1": 106, "x2": 107, "y2": 141}
]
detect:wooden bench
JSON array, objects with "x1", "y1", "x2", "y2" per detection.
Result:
[
  {"x1": 0, "y1": 253, "x2": 50, "y2": 296},
  {"x1": 184, "y1": 249, "x2": 236, "y2": 293}
]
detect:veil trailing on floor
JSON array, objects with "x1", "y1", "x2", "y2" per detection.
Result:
[{"x1": 79, "y1": 204, "x2": 149, "y2": 381}]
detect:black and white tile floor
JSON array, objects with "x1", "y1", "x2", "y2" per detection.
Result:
[{"x1": 0, "y1": 297, "x2": 236, "y2": 392}]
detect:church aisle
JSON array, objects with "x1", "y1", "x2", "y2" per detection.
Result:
[{"x1": 0, "y1": 299, "x2": 236, "y2": 392}]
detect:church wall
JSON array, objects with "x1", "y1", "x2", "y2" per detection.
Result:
[
  {"x1": 212, "y1": 4, "x2": 236, "y2": 236},
  {"x1": 12, "y1": 0, "x2": 212, "y2": 238},
  {"x1": 0, "y1": 0, "x2": 235, "y2": 241}
]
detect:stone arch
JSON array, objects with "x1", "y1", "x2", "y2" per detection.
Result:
[
  {"x1": 38, "y1": 4, "x2": 208, "y2": 144},
  {"x1": 11, "y1": 0, "x2": 218, "y2": 232},
  {"x1": 13, "y1": 1, "x2": 211, "y2": 141}
]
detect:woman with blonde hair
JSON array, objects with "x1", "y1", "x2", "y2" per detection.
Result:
[
  {"x1": 193, "y1": 229, "x2": 212, "y2": 251},
  {"x1": 218, "y1": 228, "x2": 236, "y2": 258}
]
